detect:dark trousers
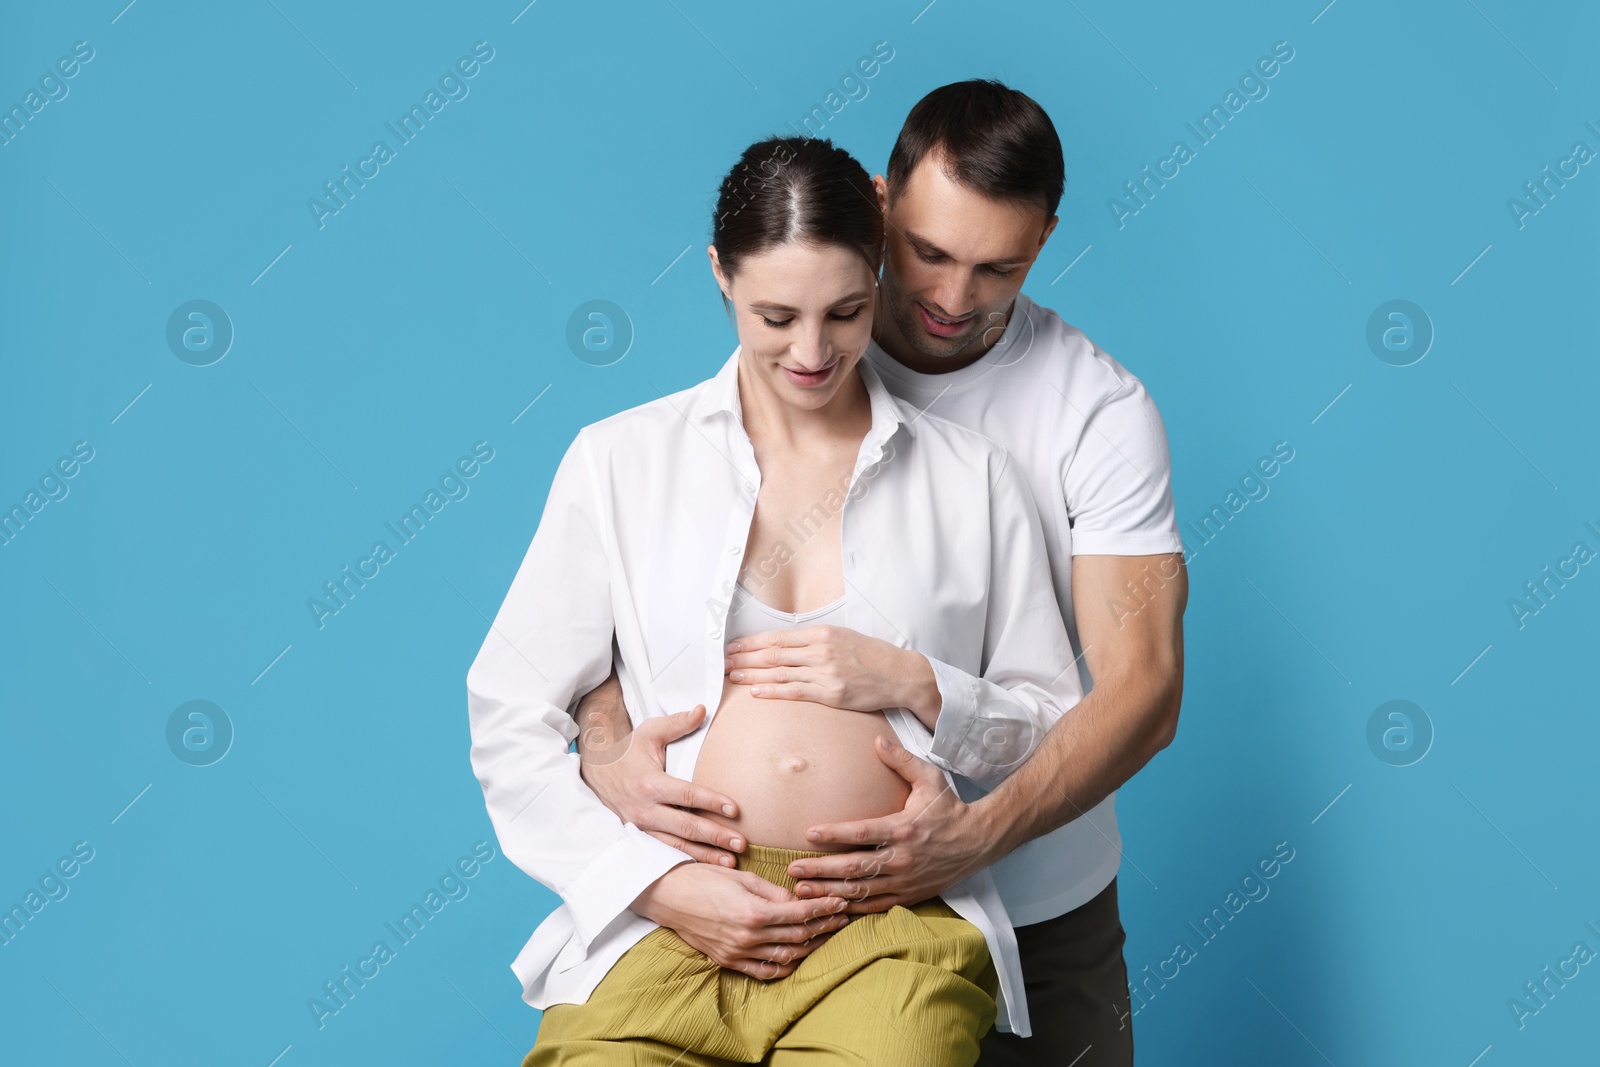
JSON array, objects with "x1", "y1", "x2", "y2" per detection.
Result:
[{"x1": 977, "y1": 878, "x2": 1133, "y2": 1067}]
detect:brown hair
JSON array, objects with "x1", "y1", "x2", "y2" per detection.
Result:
[
  {"x1": 711, "y1": 136, "x2": 883, "y2": 279},
  {"x1": 886, "y1": 79, "x2": 1064, "y2": 217}
]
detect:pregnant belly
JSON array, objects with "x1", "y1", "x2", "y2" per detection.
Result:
[{"x1": 692, "y1": 680, "x2": 912, "y2": 852}]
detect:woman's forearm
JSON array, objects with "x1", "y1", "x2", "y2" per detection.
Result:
[{"x1": 900, "y1": 650, "x2": 944, "y2": 729}]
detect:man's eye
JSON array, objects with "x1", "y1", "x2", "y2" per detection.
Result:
[
  {"x1": 915, "y1": 248, "x2": 945, "y2": 264},
  {"x1": 986, "y1": 266, "x2": 1016, "y2": 278},
  {"x1": 761, "y1": 316, "x2": 792, "y2": 328}
]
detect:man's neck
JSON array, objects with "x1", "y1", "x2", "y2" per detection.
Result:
[{"x1": 871, "y1": 290, "x2": 1017, "y2": 376}]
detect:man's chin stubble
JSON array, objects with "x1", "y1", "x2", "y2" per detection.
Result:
[{"x1": 895, "y1": 308, "x2": 983, "y2": 363}]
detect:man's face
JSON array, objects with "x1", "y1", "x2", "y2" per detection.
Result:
[{"x1": 875, "y1": 151, "x2": 1057, "y2": 367}]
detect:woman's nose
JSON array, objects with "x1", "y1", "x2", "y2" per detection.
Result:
[{"x1": 791, "y1": 329, "x2": 829, "y2": 369}]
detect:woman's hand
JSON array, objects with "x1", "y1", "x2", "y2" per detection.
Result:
[
  {"x1": 724, "y1": 626, "x2": 942, "y2": 726},
  {"x1": 631, "y1": 862, "x2": 852, "y2": 979}
]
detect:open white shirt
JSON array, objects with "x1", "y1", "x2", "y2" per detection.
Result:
[{"x1": 466, "y1": 350, "x2": 1083, "y2": 1036}]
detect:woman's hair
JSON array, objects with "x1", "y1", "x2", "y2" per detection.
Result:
[{"x1": 711, "y1": 136, "x2": 883, "y2": 280}]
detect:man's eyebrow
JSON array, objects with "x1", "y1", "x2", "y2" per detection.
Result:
[
  {"x1": 903, "y1": 230, "x2": 1030, "y2": 267},
  {"x1": 903, "y1": 230, "x2": 951, "y2": 257},
  {"x1": 746, "y1": 290, "x2": 873, "y2": 314}
]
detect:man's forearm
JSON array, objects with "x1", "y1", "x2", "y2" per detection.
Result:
[
  {"x1": 971, "y1": 660, "x2": 1182, "y2": 862},
  {"x1": 575, "y1": 669, "x2": 634, "y2": 763}
]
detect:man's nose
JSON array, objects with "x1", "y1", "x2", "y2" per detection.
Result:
[{"x1": 929, "y1": 268, "x2": 975, "y2": 318}]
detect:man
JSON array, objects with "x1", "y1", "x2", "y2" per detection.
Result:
[{"x1": 577, "y1": 80, "x2": 1187, "y2": 1064}]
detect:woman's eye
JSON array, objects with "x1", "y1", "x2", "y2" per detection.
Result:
[
  {"x1": 761, "y1": 316, "x2": 793, "y2": 328},
  {"x1": 831, "y1": 307, "x2": 864, "y2": 322}
]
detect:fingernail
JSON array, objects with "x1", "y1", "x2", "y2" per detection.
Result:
[
  {"x1": 796, "y1": 886, "x2": 811, "y2": 898},
  {"x1": 790, "y1": 865, "x2": 805, "y2": 877},
  {"x1": 730, "y1": 837, "x2": 743, "y2": 850},
  {"x1": 721, "y1": 856, "x2": 734, "y2": 867},
  {"x1": 730, "y1": 671, "x2": 744, "y2": 681},
  {"x1": 723, "y1": 657, "x2": 733, "y2": 669},
  {"x1": 722, "y1": 804, "x2": 736, "y2": 816}
]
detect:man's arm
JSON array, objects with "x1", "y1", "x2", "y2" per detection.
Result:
[
  {"x1": 573, "y1": 670, "x2": 631, "y2": 761},
  {"x1": 970, "y1": 551, "x2": 1186, "y2": 855},
  {"x1": 786, "y1": 552, "x2": 1186, "y2": 910}
]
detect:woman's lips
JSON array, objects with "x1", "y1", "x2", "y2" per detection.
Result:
[
  {"x1": 784, "y1": 363, "x2": 837, "y2": 388},
  {"x1": 917, "y1": 302, "x2": 972, "y2": 338}
]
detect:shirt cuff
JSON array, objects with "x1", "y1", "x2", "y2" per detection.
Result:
[
  {"x1": 925, "y1": 655, "x2": 982, "y2": 775},
  {"x1": 563, "y1": 824, "x2": 694, "y2": 949}
]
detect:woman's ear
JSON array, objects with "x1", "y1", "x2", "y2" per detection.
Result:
[{"x1": 707, "y1": 244, "x2": 732, "y2": 302}]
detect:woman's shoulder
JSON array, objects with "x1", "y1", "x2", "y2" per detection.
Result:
[
  {"x1": 573, "y1": 377, "x2": 718, "y2": 456},
  {"x1": 900, "y1": 407, "x2": 1017, "y2": 484}
]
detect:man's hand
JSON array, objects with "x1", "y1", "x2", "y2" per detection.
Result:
[
  {"x1": 785, "y1": 735, "x2": 998, "y2": 915},
  {"x1": 631, "y1": 862, "x2": 852, "y2": 979},
  {"x1": 579, "y1": 703, "x2": 746, "y2": 866},
  {"x1": 724, "y1": 626, "x2": 942, "y2": 728}
]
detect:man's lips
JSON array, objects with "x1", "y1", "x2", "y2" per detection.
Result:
[{"x1": 917, "y1": 302, "x2": 972, "y2": 339}]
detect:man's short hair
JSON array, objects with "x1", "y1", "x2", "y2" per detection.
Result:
[{"x1": 886, "y1": 79, "x2": 1065, "y2": 218}]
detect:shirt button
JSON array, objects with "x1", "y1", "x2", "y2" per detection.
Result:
[
  {"x1": 708, "y1": 624, "x2": 722, "y2": 638},
  {"x1": 729, "y1": 544, "x2": 741, "y2": 555}
]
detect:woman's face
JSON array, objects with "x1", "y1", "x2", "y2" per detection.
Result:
[{"x1": 711, "y1": 240, "x2": 877, "y2": 414}]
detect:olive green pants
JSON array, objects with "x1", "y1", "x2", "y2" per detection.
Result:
[{"x1": 526, "y1": 844, "x2": 999, "y2": 1066}]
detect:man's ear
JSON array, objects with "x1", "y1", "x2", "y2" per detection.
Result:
[{"x1": 1037, "y1": 215, "x2": 1060, "y2": 252}]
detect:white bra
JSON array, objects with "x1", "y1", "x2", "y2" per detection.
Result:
[{"x1": 725, "y1": 581, "x2": 848, "y2": 641}]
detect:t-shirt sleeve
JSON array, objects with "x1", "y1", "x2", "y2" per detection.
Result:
[{"x1": 1064, "y1": 374, "x2": 1186, "y2": 557}]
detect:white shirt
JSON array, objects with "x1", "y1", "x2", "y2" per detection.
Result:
[
  {"x1": 865, "y1": 292, "x2": 1186, "y2": 927},
  {"x1": 466, "y1": 350, "x2": 1083, "y2": 1037}
]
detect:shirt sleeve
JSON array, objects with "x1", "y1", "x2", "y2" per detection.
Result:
[
  {"x1": 466, "y1": 429, "x2": 692, "y2": 950},
  {"x1": 926, "y1": 449, "x2": 1083, "y2": 791},
  {"x1": 1064, "y1": 374, "x2": 1186, "y2": 557}
]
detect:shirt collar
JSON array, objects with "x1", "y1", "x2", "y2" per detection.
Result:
[{"x1": 687, "y1": 347, "x2": 917, "y2": 460}]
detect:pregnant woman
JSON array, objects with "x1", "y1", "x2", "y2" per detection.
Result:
[{"x1": 467, "y1": 136, "x2": 1080, "y2": 1066}]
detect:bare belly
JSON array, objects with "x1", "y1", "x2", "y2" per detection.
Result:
[{"x1": 692, "y1": 680, "x2": 912, "y2": 852}]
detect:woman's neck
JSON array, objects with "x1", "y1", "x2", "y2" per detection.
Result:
[{"x1": 736, "y1": 360, "x2": 873, "y2": 450}]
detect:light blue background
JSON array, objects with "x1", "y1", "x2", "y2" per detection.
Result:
[{"x1": 3, "y1": 1, "x2": 1596, "y2": 1064}]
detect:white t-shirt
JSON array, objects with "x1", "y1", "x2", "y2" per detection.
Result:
[{"x1": 865, "y1": 292, "x2": 1186, "y2": 927}]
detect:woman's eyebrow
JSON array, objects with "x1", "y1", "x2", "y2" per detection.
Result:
[{"x1": 747, "y1": 291, "x2": 873, "y2": 314}]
